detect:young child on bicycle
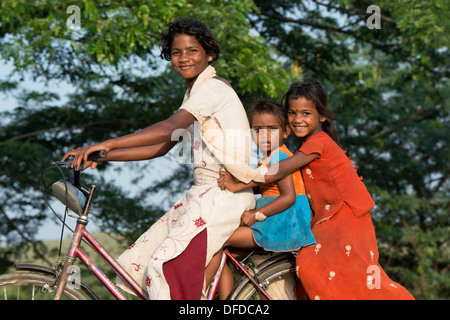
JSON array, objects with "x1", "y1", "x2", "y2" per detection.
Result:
[
  {"x1": 248, "y1": 79, "x2": 414, "y2": 299},
  {"x1": 216, "y1": 99, "x2": 315, "y2": 299}
]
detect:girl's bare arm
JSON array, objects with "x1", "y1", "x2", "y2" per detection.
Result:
[
  {"x1": 62, "y1": 141, "x2": 177, "y2": 169},
  {"x1": 101, "y1": 141, "x2": 177, "y2": 161},
  {"x1": 264, "y1": 151, "x2": 319, "y2": 184},
  {"x1": 64, "y1": 109, "x2": 195, "y2": 170},
  {"x1": 255, "y1": 174, "x2": 296, "y2": 218}
]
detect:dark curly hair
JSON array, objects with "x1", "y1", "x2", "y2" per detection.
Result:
[
  {"x1": 159, "y1": 17, "x2": 220, "y2": 63},
  {"x1": 247, "y1": 99, "x2": 288, "y2": 131}
]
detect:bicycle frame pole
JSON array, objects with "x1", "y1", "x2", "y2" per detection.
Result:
[
  {"x1": 80, "y1": 227, "x2": 148, "y2": 300},
  {"x1": 225, "y1": 250, "x2": 272, "y2": 300},
  {"x1": 53, "y1": 217, "x2": 86, "y2": 300},
  {"x1": 54, "y1": 214, "x2": 149, "y2": 300},
  {"x1": 206, "y1": 249, "x2": 229, "y2": 300}
]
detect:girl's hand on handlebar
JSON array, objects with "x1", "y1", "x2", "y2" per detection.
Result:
[
  {"x1": 62, "y1": 142, "x2": 111, "y2": 171},
  {"x1": 62, "y1": 148, "x2": 82, "y2": 162}
]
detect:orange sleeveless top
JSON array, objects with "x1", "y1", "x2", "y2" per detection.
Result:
[{"x1": 259, "y1": 144, "x2": 306, "y2": 197}]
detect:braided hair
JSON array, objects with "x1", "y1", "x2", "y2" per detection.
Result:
[{"x1": 282, "y1": 79, "x2": 339, "y2": 145}]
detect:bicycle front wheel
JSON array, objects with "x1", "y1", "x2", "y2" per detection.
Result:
[
  {"x1": 0, "y1": 273, "x2": 87, "y2": 300},
  {"x1": 228, "y1": 258, "x2": 297, "y2": 300}
]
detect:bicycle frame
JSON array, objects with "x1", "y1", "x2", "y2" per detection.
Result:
[
  {"x1": 206, "y1": 249, "x2": 272, "y2": 300},
  {"x1": 53, "y1": 215, "x2": 272, "y2": 300},
  {"x1": 54, "y1": 213, "x2": 149, "y2": 300},
  {"x1": 50, "y1": 158, "x2": 273, "y2": 300},
  {"x1": 50, "y1": 158, "x2": 148, "y2": 300}
]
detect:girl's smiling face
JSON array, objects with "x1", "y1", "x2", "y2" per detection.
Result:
[
  {"x1": 287, "y1": 97, "x2": 326, "y2": 139},
  {"x1": 251, "y1": 112, "x2": 289, "y2": 156},
  {"x1": 170, "y1": 33, "x2": 213, "y2": 90}
]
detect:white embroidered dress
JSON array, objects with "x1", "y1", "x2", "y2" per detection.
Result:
[{"x1": 116, "y1": 66, "x2": 262, "y2": 299}]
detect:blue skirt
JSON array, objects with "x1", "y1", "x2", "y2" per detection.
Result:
[{"x1": 251, "y1": 195, "x2": 316, "y2": 253}]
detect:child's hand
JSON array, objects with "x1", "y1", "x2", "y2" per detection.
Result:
[
  {"x1": 217, "y1": 170, "x2": 239, "y2": 192},
  {"x1": 240, "y1": 210, "x2": 257, "y2": 227}
]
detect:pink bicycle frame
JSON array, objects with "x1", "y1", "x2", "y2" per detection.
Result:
[
  {"x1": 54, "y1": 217, "x2": 148, "y2": 300},
  {"x1": 53, "y1": 217, "x2": 271, "y2": 300},
  {"x1": 51, "y1": 159, "x2": 272, "y2": 300},
  {"x1": 206, "y1": 249, "x2": 271, "y2": 300}
]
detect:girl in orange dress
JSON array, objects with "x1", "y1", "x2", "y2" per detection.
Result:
[{"x1": 252, "y1": 79, "x2": 414, "y2": 300}]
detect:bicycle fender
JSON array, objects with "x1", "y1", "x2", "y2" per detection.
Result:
[
  {"x1": 253, "y1": 253, "x2": 295, "y2": 274},
  {"x1": 15, "y1": 263, "x2": 56, "y2": 276}
]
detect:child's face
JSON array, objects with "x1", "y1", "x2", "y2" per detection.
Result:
[
  {"x1": 171, "y1": 33, "x2": 213, "y2": 89},
  {"x1": 287, "y1": 97, "x2": 326, "y2": 139},
  {"x1": 251, "y1": 113, "x2": 289, "y2": 156}
]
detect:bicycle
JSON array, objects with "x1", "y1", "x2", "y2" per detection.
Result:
[{"x1": 0, "y1": 151, "x2": 297, "y2": 300}]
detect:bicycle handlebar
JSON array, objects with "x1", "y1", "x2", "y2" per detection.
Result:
[
  {"x1": 52, "y1": 150, "x2": 108, "y2": 169},
  {"x1": 51, "y1": 149, "x2": 108, "y2": 188},
  {"x1": 87, "y1": 149, "x2": 108, "y2": 161}
]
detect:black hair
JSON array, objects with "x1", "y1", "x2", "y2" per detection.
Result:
[
  {"x1": 247, "y1": 99, "x2": 288, "y2": 131},
  {"x1": 282, "y1": 79, "x2": 339, "y2": 145},
  {"x1": 159, "y1": 17, "x2": 220, "y2": 63}
]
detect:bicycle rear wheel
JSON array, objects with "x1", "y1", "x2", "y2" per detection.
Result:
[
  {"x1": 228, "y1": 258, "x2": 297, "y2": 300},
  {"x1": 0, "y1": 273, "x2": 87, "y2": 300}
]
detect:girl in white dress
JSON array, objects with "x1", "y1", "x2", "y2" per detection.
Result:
[{"x1": 62, "y1": 17, "x2": 263, "y2": 299}]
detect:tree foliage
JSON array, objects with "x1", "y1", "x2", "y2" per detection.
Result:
[{"x1": 0, "y1": 0, "x2": 448, "y2": 299}]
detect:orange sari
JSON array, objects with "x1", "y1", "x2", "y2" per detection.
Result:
[{"x1": 295, "y1": 132, "x2": 414, "y2": 300}]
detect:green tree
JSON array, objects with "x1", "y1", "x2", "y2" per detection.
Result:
[
  {"x1": 246, "y1": 0, "x2": 449, "y2": 298},
  {"x1": 0, "y1": 0, "x2": 287, "y2": 269},
  {"x1": 0, "y1": 0, "x2": 448, "y2": 299}
]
